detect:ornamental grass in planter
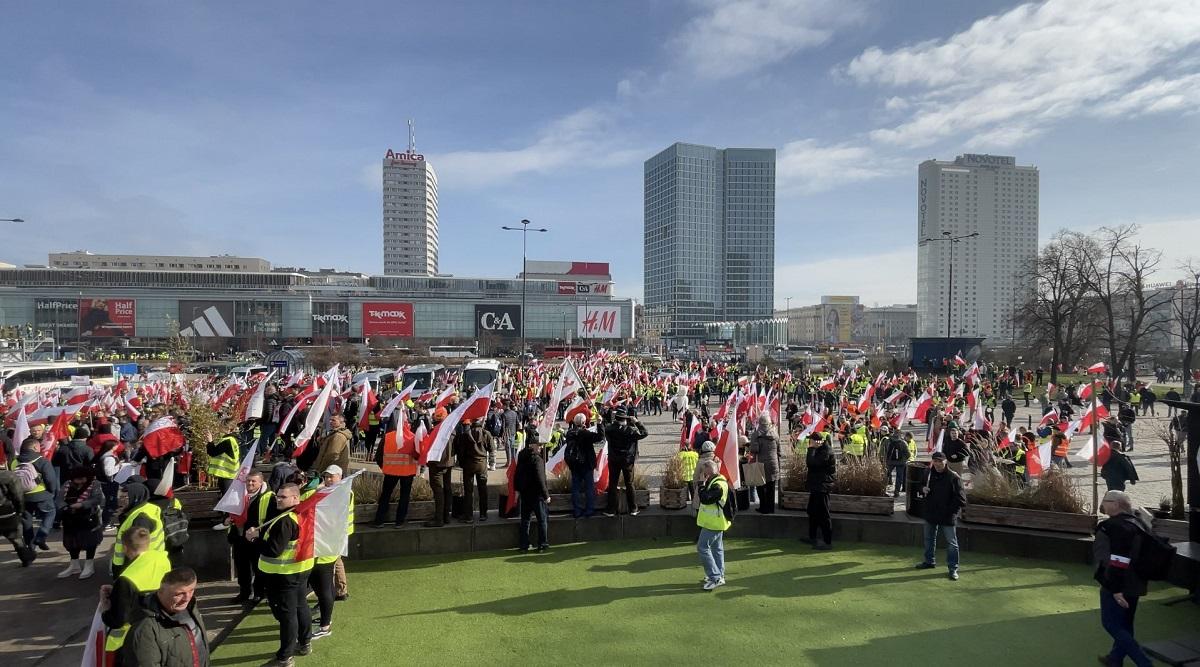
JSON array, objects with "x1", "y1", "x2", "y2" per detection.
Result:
[
  {"x1": 779, "y1": 453, "x2": 892, "y2": 514},
  {"x1": 659, "y1": 453, "x2": 688, "y2": 510},
  {"x1": 352, "y1": 471, "x2": 435, "y2": 523},
  {"x1": 963, "y1": 467, "x2": 1094, "y2": 533}
]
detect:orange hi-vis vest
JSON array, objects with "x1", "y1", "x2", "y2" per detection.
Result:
[
  {"x1": 1052, "y1": 437, "x2": 1070, "y2": 458},
  {"x1": 381, "y1": 429, "x2": 418, "y2": 476}
]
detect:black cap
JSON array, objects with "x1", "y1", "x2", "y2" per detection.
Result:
[{"x1": 931, "y1": 451, "x2": 947, "y2": 461}]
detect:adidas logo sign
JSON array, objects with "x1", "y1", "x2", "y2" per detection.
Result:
[{"x1": 180, "y1": 306, "x2": 234, "y2": 338}]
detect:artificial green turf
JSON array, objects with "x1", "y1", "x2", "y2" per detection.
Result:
[{"x1": 212, "y1": 539, "x2": 1200, "y2": 666}]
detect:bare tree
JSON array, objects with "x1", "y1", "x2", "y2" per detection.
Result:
[
  {"x1": 1068, "y1": 225, "x2": 1171, "y2": 382},
  {"x1": 1014, "y1": 232, "x2": 1101, "y2": 383},
  {"x1": 1153, "y1": 420, "x2": 1186, "y2": 519},
  {"x1": 1172, "y1": 260, "x2": 1200, "y2": 397}
]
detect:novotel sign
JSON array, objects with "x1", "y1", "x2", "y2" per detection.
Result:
[
  {"x1": 960, "y1": 153, "x2": 1015, "y2": 167},
  {"x1": 385, "y1": 148, "x2": 425, "y2": 165}
]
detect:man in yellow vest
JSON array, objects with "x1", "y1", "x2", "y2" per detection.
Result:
[
  {"x1": 696, "y1": 459, "x2": 731, "y2": 591},
  {"x1": 246, "y1": 483, "x2": 313, "y2": 666},
  {"x1": 230, "y1": 470, "x2": 273, "y2": 604},
  {"x1": 311, "y1": 465, "x2": 353, "y2": 640},
  {"x1": 844, "y1": 425, "x2": 867, "y2": 460},
  {"x1": 206, "y1": 423, "x2": 241, "y2": 494},
  {"x1": 373, "y1": 427, "x2": 418, "y2": 528},
  {"x1": 110, "y1": 481, "x2": 165, "y2": 578},
  {"x1": 100, "y1": 527, "x2": 171, "y2": 663}
]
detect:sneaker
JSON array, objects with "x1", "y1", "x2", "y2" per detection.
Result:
[
  {"x1": 914, "y1": 562, "x2": 936, "y2": 570},
  {"x1": 712, "y1": 577, "x2": 726, "y2": 589},
  {"x1": 630, "y1": 509, "x2": 640, "y2": 516},
  {"x1": 537, "y1": 545, "x2": 548, "y2": 553},
  {"x1": 948, "y1": 570, "x2": 959, "y2": 581},
  {"x1": 312, "y1": 627, "x2": 332, "y2": 640},
  {"x1": 603, "y1": 512, "x2": 616, "y2": 517},
  {"x1": 212, "y1": 522, "x2": 229, "y2": 531},
  {"x1": 296, "y1": 644, "x2": 312, "y2": 656},
  {"x1": 261, "y1": 658, "x2": 294, "y2": 667},
  {"x1": 103, "y1": 524, "x2": 117, "y2": 534},
  {"x1": 702, "y1": 580, "x2": 718, "y2": 591},
  {"x1": 35, "y1": 539, "x2": 50, "y2": 552},
  {"x1": 79, "y1": 560, "x2": 95, "y2": 579}
]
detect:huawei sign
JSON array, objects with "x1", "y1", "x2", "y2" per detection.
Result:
[{"x1": 362, "y1": 302, "x2": 414, "y2": 337}]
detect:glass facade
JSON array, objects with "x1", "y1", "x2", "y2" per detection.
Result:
[{"x1": 644, "y1": 143, "x2": 775, "y2": 345}]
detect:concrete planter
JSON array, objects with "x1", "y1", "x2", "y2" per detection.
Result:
[
  {"x1": 175, "y1": 489, "x2": 224, "y2": 526},
  {"x1": 779, "y1": 490, "x2": 895, "y2": 515},
  {"x1": 961, "y1": 504, "x2": 1097, "y2": 534},
  {"x1": 354, "y1": 501, "x2": 434, "y2": 524},
  {"x1": 548, "y1": 489, "x2": 650, "y2": 513},
  {"x1": 1151, "y1": 517, "x2": 1189, "y2": 542},
  {"x1": 659, "y1": 486, "x2": 688, "y2": 510}
]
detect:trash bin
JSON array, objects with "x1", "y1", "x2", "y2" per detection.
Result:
[
  {"x1": 735, "y1": 487, "x2": 751, "y2": 511},
  {"x1": 906, "y1": 462, "x2": 931, "y2": 519}
]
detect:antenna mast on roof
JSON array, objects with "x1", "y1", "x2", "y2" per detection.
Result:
[{"x1": 408, "y1": 119, "x2": 416, "y2": 153}]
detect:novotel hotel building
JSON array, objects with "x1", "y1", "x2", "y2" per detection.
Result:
[{"x1": 0, "y1": 264, "x2": 633, "y2": 354}]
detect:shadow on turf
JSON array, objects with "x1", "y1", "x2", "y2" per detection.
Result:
[{"x1": 346, "y1": 539, "x2": 695, "y2": 573}]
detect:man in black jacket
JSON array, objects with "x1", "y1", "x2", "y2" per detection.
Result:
[
  {"x1": 0, "y1": 467, "x2": 34, "y2": 565},
  {"x1": 1093, "y1": 490, "x2": 1153, "y2": 667},
  {"x1": 563, "y1": 414, "x2": 604, "y2": 518},
  {"x1": 884, "y1": 432, "x2": 909, "y2": 498},
  {"x1": 17, "y1": 437, "x2": 59, "y2": 551},
  {"x1": 915, "y1": 451, "x2": 967, "y2": 580},
  {"x1": 603, "y1": 409, "x2": 648, "y2": 516},
  {"x1": 805, "y1": 432, "x2": 835, "y2": 550},
  {"x1": 941, "y1": 427, "x2": 970, "y2": 475},
  {"x1": 513, "y1": 438, "x2": 550, "y2": 552}
]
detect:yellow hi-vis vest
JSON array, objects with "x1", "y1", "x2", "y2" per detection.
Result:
[
  {"x1": 111, "y1": 503, "x2": 164, "y2": 570},
  {"x1": 207, "y1": 435, "x2": 241, "y2": 479},
  {"x1": 257, "y1": 511, "x2": 314, "y2": 575},
  {"x1": 696, "y1": 475, "x2": 731, "y2": 532},
  {"x1": 845, "y1": 432, "x2": 866, "y2": 456},
  {"x1": 316, "y1": 490, "x2": 354, "y2": 565},
  {"x1": 105, "y1": 549, "x2": 171, "y2": 652}
]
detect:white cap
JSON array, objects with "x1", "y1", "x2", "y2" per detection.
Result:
[{"x1": 322, "y1": 465, "x2": 343, "y2": 476}]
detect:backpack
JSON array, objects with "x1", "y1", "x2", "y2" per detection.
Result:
[
  {"x1": 886, "y1": 439, "x2": 907, "y2": 464},
  {"x1": 161, "y1": 503, "x2": 191, "y2": 550},
  {"x1": 0, "y1": 473, "x2": 18, "y2": 519},
  {"x1": 717, "y1": 478, "x2": 736, "y2": 523},
  {"x1": 1132, "y1": 525, "x2": 1176, "y2": 581},
  {"x1": 15, "y1": 460, "x2": 41, "y2": 493}
]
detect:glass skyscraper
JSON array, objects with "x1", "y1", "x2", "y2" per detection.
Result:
[{"x1": 643, "y1": 143, "x2": 775, "y2": 345}]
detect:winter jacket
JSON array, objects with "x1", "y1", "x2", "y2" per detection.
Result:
[
  {"x1": 942, "y1": 438, "x2": 970, "y2": 464},
  {"x1": 885, "y1": 437, "x2": 910, "y2": 465},
  {"x1": 122, "y1": 594, "x2": 209, "y2": 667},
  {"x1": 604, "y1": 420, "x2": 648, "y2": 462},
  {"x1": 804, "y1": 443, "x2": 836, "y2": 493},
  {"x1": 564, "y1": 426, "x2": 603, "y2": 474},
  {"x1": 1101, "y1": 451, "x2": 1139, "y2": 490},
  {"x1": 920, "y1": 467, "x2": 967, "y2": 526},
  {"x1": 454, "y1": 426, "x2": 493, "y2": 466},
  {"x1": 748, "y1": 428, "x2": 780, "y2": 482},
  {"x1": 16, "y1": 450, "x2": 59, "y2": 503},
  {"x1": 311, "y1": 427, "x2": 351, "y2": 474},
  {"x1": 1093, "y1": 512, "x2": 1150, "y2": 598},
  {"x1": 513, "y1": 447, "x2": 549, "y2": 499}
]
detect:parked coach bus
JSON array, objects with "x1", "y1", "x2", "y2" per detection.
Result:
[{"x1": 1, "y1": 362, "x2": 116, "y2": 394}]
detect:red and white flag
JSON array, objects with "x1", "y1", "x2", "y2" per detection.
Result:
[
  {"x1": 378, "y1": 390, "x2": 406, "y2": 421},
  {"x1": 907, "y1": 389, "x2": 934, "y2": 423},
  {"x1": 818, "y1": 377, "x2": 837, "y2": 392},
  {"x1": 1076, "y1": 437, "x2": 1113, "y2": 466},
  {"x1": 928, "y1": 427, "x2": 946, "y2": 454},
  {"x1": 291, "y1": 374, "x2": 338, "y2": 460},
  {"x1": 79, "y1": 601, "x2": 106, "y2": 667},
  {"x1": 291, "y1": 471, "x2": 362, "y2": 563},
  {"x1": 1027, "y1": 441, "x2": 1055, "y2": 477},
  {"x1": 214, "y1": 441, "x2": 260, "y2": 522},
  {"x1": 142, "y1": 417, "x2": 186, "y2": 458},
  {"x1": 1086, "y1": 362, "x2": 1107, "y2": 374},
  {"x1": 593, "y1": 441, "x2": 610, "y2": 493},
  {"x1": 563, "y1": 396, "x2": 591, "y2": 425},
  {"x1": 418, "y1": 381, "x2": 495, "y2": 465},
  {"x1": 717, "y1": 396, "x2": 743, "y2": 489},
  {"x1": 433, "y1": 385, "x2": 457, "y2": 414},
  {"x1": 244, "y1": 370, "x2": 277, "y2": 422},
  {"x1": 1038, "y1": 408, "x2": 1059, "y2": 429},
  {"x1": 394, "y1": 380, "x2": 419, "y2": 404},
  {"x1": 355, "y1": 382, "x2": 378, "y2": 432}
]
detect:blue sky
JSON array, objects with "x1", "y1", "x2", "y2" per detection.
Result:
[{"x1": 3, "y1": 0, "x2": 1200, "y2": 307}]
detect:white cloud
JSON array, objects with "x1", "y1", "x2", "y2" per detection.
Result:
[
  {"x1": 844, "y1": 0, "x2": 1200, "y2": 148},
  {"x1": 776, "y1": 247, "x2": 917, "y2": 307},
  {"x1": 673, "y1": 0, "x2": 866, "y2": 80},
  {"x1": 432, "y1": 107, "x2": 644, "y2": 188},
  {"x1": 777, "y1": 138, "x2": 900, "y2": 194}
]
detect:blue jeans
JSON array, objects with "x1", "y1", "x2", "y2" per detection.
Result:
[
  {"x1": 22, "y1": 498, "x2": 56, "y2": 545},
  {"x1": 888, "y1": 464, "x2": 906, "y2": 493},
  {"x1": 922, "y1": 521, "x2": 959, "y2": 571},
  {"x1": 570, "y1": 471, "x2": 595, "y2": 517},
  {"x1": 504, "y1": 437, "x2": 517, "y2": 466},
  {"x1": 1100, "y1": 590, "x2": 1151, "y2": 666},
  {"x1": 697, "y1": 528, "x2": 725, "y2": 582},
  {"x1": 519, "y1": 497, "x2": 549, "y2": 550}
]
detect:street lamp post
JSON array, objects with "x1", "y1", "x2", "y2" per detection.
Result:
[
  {"x1": 785, "y1": 297, "x2": 792, "y2": 345},
  {"x1": 921, "y1": 231, "x2": 979, "y2": 338},
  {"x1": 501, "y1": 219, "x2": 547, "y2": 361}
]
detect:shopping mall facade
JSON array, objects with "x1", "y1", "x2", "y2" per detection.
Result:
[{"x1": 0, "y1": 267, "x2": 633, "y2": 354}]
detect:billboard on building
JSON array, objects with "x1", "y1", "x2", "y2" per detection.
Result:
[
  {"x1": 556, "y1": 281, "x2": 612, "y2": 296},
  {"x1": 577, "y1": 305, "x2": 621, "y2": 339},
  {"x1": 821, "y1": 296, "x2": 858, "y2": 344},
  {"x1": 312, "y1": 302, "x2": 350, "y2": 340},
  {"x1": 475, "y1": 304, "x2": 521, "y2": 339},
  {"x1": 178, "y1": 300, "x2": 235, "y2": 338},
  {"x1": 35, "y1": 299, "x2": 80, "y2": 339},
  {"x1": 362, "y1": 302, "x2": 413, "y2": 337},
  {"x1": 79, "y1": 299, "x2": 136, "y2": 338}
]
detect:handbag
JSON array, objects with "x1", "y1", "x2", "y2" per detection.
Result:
[{"x1": 743, "y1": 461, "x2": 767, "y2": 488}]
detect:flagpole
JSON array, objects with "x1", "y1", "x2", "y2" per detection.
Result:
[{"x1": 1090, "y1": 374, "x2": 1100, "y2": 514}]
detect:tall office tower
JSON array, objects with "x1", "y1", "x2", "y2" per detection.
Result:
[
  {"x1": 383, "y1": 121, "x2": 438, "y2": 275},
  {"x1": 643, "y1": 143, "x2": 775, "y2": 344},
  {"x1": 916, "y1": 153, "x2": 1039, "y2": 341}
]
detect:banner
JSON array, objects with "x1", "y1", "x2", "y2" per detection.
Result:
[
  {"x1": 577, "y1": 305, "x2": 621, "y2": 339},
  {"x1": 35, "y1": 299, "x2": 80, "y2": 339},
  {"x1": 475, "y1": 304, "x2": 521, "y2": 339},
  {"x1": 78, "y1": 299, "x2": 136, "y2": 337},
  {"x1": 178, "y1": 300, "x2": 234, "y2": 338},
  {"x1": 362, "y1": 302, "x2": 413, "y2": 337},
  {"x1": 556, "y1": 281, "x2": 612, "y2": 296}
]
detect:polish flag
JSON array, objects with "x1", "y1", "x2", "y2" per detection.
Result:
[
  {"x1": 292, "y1": 470, "x2": 362, "y2": 563},
  {"x1": 855, "y1": 385, "x2": 876, "y2": 413},
  {"x1": 998, "y1": 428, "x2": 1019, "y2": 450},
  {"x1": 717, "y1": 396, "x2": 743, "y2": 489},
  {"x1": 244, "y1": 370, "x2": 277, "y2": 422},
  {"x1": 682, "y1": 417, "x2": 702, "y2": 450},
  {"x1": 564, "y1": 396, "x2": 592, "y2": 425},
  {"x1": 818, "y1": 377, "x2": 837, "y2": 392},
  {"x1": 214, "y1": 441, "x2": 259, "y2": 522},
  {"x1": 797, "y1": 413, "x2": 828, "y2": 441},
  {"x1": 1027, "y1": 441, "x2": 1055, "y2": 477},
  {"x1": 291, "y1": 378, "x2": 337, "y2": 460},
  {"x1": 122, "y1": 390, "x2": 142, "y2": 422},
  {"x1": 1046, "y1": 382, "x2": 1056, "y2": 398},
  {"x1": 355, "y1": 382, "x2": 379, "y2": 431},
  {"x1": 1038, "y1": 408, "x2": 1059, "y2": 429},
  {"x1": 907, "y1": 390, "x2": 934, "y2": 423},
  {"x1": 434, "y1": 385, "x2": 457, "y2": 413},
  {"x1": 419, "y1": 381, "x2": 495, "y2": 465},
  {"x1": 972, "y1": 404, "x2": 991, "y2": 432},
  {"x1": 928, "y1": 427, "x2": 946, "y2": 454},
  {"x1": 884, "y1": 390, "x2": 905, "y2": 405},
  {"x1": 63, "y1": 386, "x2": 90, "y2": 406},
  {"x1": 954, "y1": 353, "x2": 967, "y2": 366},
  {"x1": 1078, "y1": 382, "x2": 1095, "y2": 402},
  {"x1": 1075, "y1": 437, "x2": 1113, "y2": 466},
  {"x1": 505, "y1": 462, "x2": 519, "y2": 513},
  {"x1": 79, "y1": 601, "x2": 107, "y2": 667},
  {"x1": 593, "y1": 441, "x2": 610, "y2": 493},
  {"x1": 282, "y1": 369, "x2": 305, "y2": 389},
  {"x1": 393, "y1": 380, "x2": 419, "y2": 404},
  {"x1": 378, "y1": 390, "x2": 406, "y2": 421},
  {"x1": 141, "y1": 417, "x2": 186, "y2": 458},
  {"x1": 6, "y1": 407, "x2": 31, "y2": 466},
  {"x1": 1086, "y1": 362, "x2": 1107, "y2": 374},
  {"x1": 213, "y1": 381, "x2": 243, "y2": 411}
]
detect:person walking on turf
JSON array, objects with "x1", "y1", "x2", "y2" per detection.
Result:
[
  {"x1": 696, "y1": 459, "x2": 731, "y2": 590},
  {"x1": 805, "y1": 432, "x2": 835, "y2": 550},
  {"x1": 915, "y1": 451, "x2": 967, "y2": 580},
  {"x1": 1094, "y1": 490, "x2": 1154, "y2": 667}
]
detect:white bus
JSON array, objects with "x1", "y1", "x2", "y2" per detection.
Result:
[
  {"x1": 461, "y1": 359, "x2": 501, "y2": 391},
  {"x1": 428, "y1": 345, "x2": 478, "y2": 359},
  {"x1": 402, "y1": 364, "x2": 446, "y2": 392},
  {"x1": 1, "y1": 362, "x2": 117, "y2": 394},
  {"x1": 840, "y1": 348, "x2": 867, "y2": 369},
  {"x1": 230, "y1": 365, "x2": 269, "y2": 381}
]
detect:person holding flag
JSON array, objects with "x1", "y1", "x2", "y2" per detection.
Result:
[
  {"x1": 206, "y1": 421, "x2": 242, "y2": 496},
  {"x1": 310, "y1": 465, "x2": 353, "y2": 640},
  {"x1": 245, "y1": 483, "x2": 313, "y2": 666},
  {"x1": 602, "y1": 408, "x2": 647, "y2": 516},
  {"x1": 228, "y1": 470, "x2": 272, "y2": 604},
  {"x1": 562, "y1": 414, "x2": 604, "y2": 518}
]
